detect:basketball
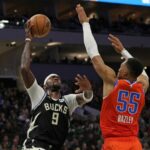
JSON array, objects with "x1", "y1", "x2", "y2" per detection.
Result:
[{"x1": 29, "y1": 14, "x2": 51, "y2": 38}]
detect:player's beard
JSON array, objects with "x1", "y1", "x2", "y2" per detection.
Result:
[
  {"x1": 47, "y1": 84, "x2": 61, "y2": 92},
  {"x1": 51, "y1": 84, "x2": 61, "y2": 92}
]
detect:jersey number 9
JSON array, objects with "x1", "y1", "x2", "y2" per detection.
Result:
[{"x1": 52, "y1": 112, "x2": 59, "y2": 125}]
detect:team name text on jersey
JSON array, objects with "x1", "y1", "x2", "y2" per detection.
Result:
[{"x1": 44, "y1": 103, "x2": 68, "y2": 114}]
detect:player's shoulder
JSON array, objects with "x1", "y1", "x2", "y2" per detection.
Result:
[
  {"x1": 63, "y1": 94, "x2": 76, "y2": 100},
  {"x1": 114, "y1": 79, "x2": 125, "y2": 86},
  {"x1": 133, "y1": 81, "x2": 144, "y2": 89}
]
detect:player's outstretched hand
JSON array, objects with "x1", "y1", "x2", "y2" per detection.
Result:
[
  {"x1": 76, "y1": 4, "x2": 89, "y2": 24},
  {"x1": 108, "y1": 34, "x2": 125, "y2": 53},
  {"x1": 24, "y1": 20, "x2": 34, "y2": 40},
  {"x1": 75, "y1": 74, "x2": 92, "y2": 93}
]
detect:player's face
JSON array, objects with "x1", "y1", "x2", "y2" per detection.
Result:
[
  {"x1": 117, "y1": 61, "x2": 128, "y2": 79},
  {"x1": 46, "y1": 75, "x2": 61, "y2": 91}
]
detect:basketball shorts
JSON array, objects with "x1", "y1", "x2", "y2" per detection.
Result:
[{"x1": 102, "y1": 136, "x2": 142, "y2": 150}]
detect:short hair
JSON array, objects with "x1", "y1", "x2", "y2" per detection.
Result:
[{"x1": 125, "y1": 58, "x2": 144, "y2": 78}]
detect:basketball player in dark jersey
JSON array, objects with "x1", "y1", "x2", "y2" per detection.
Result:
[{"x1": 20, "y1": 22, "x2": 93, "y2": 150}]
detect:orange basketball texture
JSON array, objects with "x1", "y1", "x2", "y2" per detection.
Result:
[{"x1": 30, "y1": 14, "x2": 51, "y2": 38}]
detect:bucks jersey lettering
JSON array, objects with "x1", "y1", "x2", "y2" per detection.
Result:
[{"x1": 44, "y1": 103, "x2": 68, "y2": 114}]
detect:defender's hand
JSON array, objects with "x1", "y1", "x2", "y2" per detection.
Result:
[
  {"x1": 74, "y1": 74, "x2": 92, "y2": 93},
  {"x1": 108, "y1": 34, "x2": 125, "y2": 53},
  {"x1": 76, "y1": 4, "x2": 89, "y2": 24}
]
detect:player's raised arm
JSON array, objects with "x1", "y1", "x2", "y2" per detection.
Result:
[
  {"x1": 20, "y1": 21, "x2": 35, "y2": 88},
  {"x1": 76, "y1": 4, "x2": 116, "y2": 85},
  {"x1": 108, "y1": 34, "x2": 149, "y2": 92}
]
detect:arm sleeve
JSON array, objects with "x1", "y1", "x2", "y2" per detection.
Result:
[
  {"x1": 26, "y1": 79, "x2": 45, "y2": 109},
  {"x1": 82, "y1": 22, "x2": 100, "y2": 59},
  {"x1": 64, "y1": 94, "x2": 79, "y2": 115},
  {"x1": 121, "y1": 48, "x2": 133, "y2": 59}
]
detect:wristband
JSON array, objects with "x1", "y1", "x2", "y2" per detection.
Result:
[
  {"x1": 121, "y1": 48, "x2": 133, "y2": 59},
  {"x1": 25, "y1": 38, "x2": 31, "y2": 42},
  {"x1": 83, "y1": 90, "x2": 93, "y2": 102}
]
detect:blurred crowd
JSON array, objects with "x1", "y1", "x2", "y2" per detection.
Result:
[
  {"x1": 52, "y1": 14, "x2": 150, "y2": 35},
  {"x1": 32, "y1": 56, "x2": 92, "y2": 65},
  {"x1": 1, "y1": 11, "x2": 150, "y2": 36},
  {"x1": 0, "y1": 78, "x2": 150, "y2": 150}
]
